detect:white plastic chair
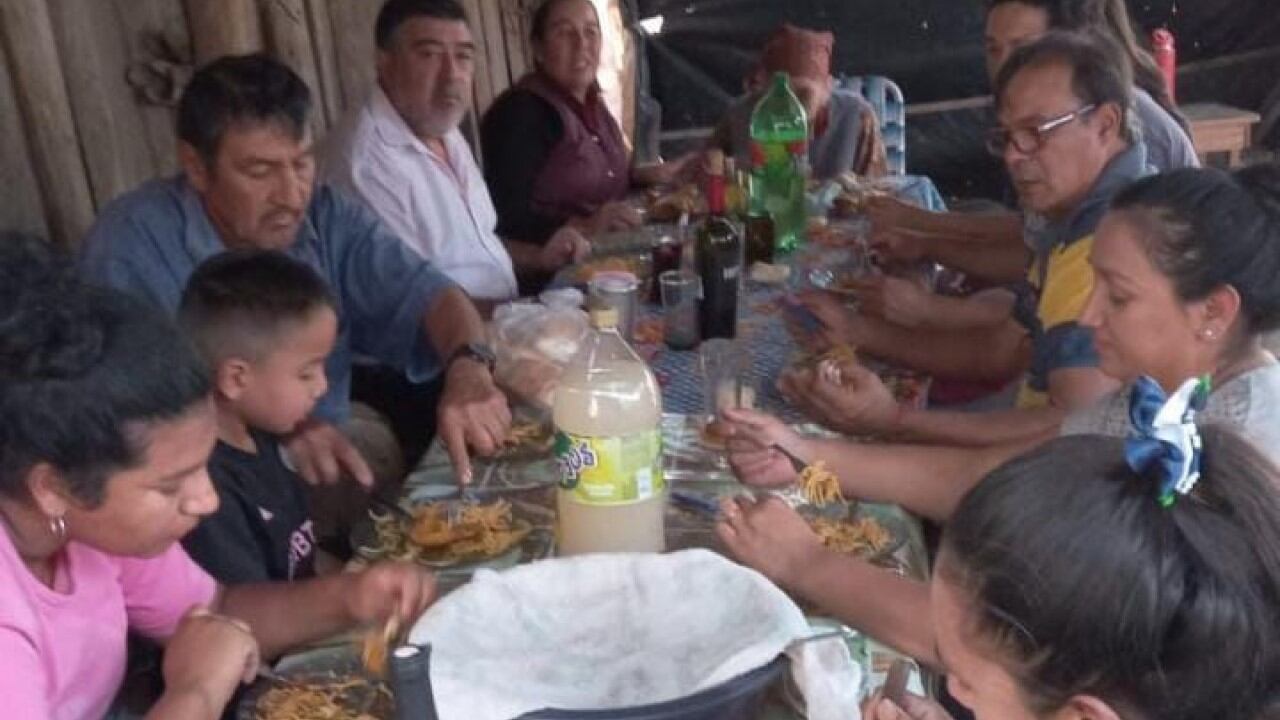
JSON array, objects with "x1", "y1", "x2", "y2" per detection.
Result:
[{"x1": 840, "y1": 75, "x2": 907, "y2": 175}]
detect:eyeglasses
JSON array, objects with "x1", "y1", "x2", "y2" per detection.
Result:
[{"x1": 986, "y1": 104, "x2": 1098, "y2": 156}]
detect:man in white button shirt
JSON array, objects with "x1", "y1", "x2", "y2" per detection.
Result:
[{"x1": 322, "y1": 0, "x2": 589, "y2": 303}]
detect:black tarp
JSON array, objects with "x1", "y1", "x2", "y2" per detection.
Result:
[{"x1": 635, "y1": 0, "x2": 1280, "y2": 198}]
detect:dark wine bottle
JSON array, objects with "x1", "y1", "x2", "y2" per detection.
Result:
[{"x1": 697, "y1": 149, "x2": 743, "y2": 340}]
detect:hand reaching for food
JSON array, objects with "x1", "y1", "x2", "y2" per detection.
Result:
[
  {"x1": 849, "y1": 275, "x2": 934, "y2": 329},
  {"x1": 721, "y1": 407, "x2": 808, "y2": 490},
  {"x1": 780, "y1": 356, "x2": 900, "y2": 436},
  {"x1": 862, "y1": 690, "x2": 955, "y2": 720},
  {"x1": 715, "y1": 494, "x2": 827, "y2": 590}
]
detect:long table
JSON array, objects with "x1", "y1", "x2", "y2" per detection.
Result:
[
  {"x1": 259, "y1": 176, "x2": 947, "y2": 717},
  {"x1": 398, "y1": 413, "x2": 930, "y2": 717}
]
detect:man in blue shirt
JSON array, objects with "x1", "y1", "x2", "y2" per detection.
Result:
[{"x1": 81, "y1": 53, "x2": 509, "y2": 490}]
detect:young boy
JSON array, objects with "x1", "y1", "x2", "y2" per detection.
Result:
[{"x1": 178, "y1": 250, "x2": 338, "y2": 583}]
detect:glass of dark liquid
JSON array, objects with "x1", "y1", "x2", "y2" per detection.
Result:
[
  {"x1": 649, "y1": 235, "x2": 683, "y2": 303},
  {"x1": 745, "y1": 214, "x2": 776, "y2": 266}
]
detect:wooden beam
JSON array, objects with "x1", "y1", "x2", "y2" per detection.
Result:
[
  {"x1": 184, "y1": 0, "x2": 263, "y2": 65},
  {"x1": 0, "y1": 41, "x2": 48, "y2": 238},
  {"x1": 113, "y1": 0, "x2": 192, "y2": 176},
  {"x1": 0, "y1": 0, "x2": 96, "y2": 249},
  {"x1": 47, "y1": 0, "x2": 165, "y2": 209},
  {"x1": 461, "y1": 0, "x2": 495, "y2": 113},
  {"x1": 263, "y1": 0, "x2": 328, "y2": 134},
  {"x1": 476, "y1": 0, "x2": 511, "y2": 103},
  {"x1": 326, "y1": 0, "x2": 380, "y2": 110},
  {"x1": 305, "y1": 0, "x2": 344, "y2": 124},
  {"x1": 500, "y1": 0, "x2": 530, "y2": 83}
]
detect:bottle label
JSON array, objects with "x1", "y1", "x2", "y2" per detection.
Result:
[{"x1": 555, "y1": 429, "x2": 664, "y2": 505}]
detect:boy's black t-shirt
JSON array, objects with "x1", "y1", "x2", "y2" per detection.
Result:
[{"x1": 183, "y1": 430, "x2": 317, "y2": 584}]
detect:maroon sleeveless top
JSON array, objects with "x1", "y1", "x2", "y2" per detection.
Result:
[{"x1": 517, "y1": 72, "x2": 630, "y2": 220}]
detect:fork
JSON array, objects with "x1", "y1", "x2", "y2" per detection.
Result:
[
  {"x1": 446, "y1": 483, "x2": 480, "y2": 525},
  {"x1": 771, "y1": 443, "x2": 809, "y2": 474}
]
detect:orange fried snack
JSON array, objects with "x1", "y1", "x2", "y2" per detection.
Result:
[
  {"x1": 810, "y1": 516, "x2": 892, "y2": 557},
  {"x1": 256, "y1": 676, "x2": 389, "y2": 720},
  {"x1": 798, "y1": 460, "x2": 844, "y2": 505},
  {"x1": 360, "y1": 613, "x2": 400, "y2": 677},
  {"x1": 573, "y1": 256, "x2": 641, "y2": 284},
  {"x1": 407, "y1": 500, "x2": 527, "y2": 560}
]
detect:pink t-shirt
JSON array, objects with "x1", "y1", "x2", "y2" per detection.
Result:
[{"x1": 0, "y1": 530, "x2": 217, "y2": 720}]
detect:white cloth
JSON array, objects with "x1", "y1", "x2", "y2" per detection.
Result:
[
  {"x1": 322, "y1": 86, "x2": 518, "y2": 300},
  {"x1": 409, "y1": 549, "x2": 862, "y2": 720}
]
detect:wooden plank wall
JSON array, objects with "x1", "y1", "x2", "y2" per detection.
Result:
[{"x1": 0, "y1": 0, "x2": 631, "y2": 251}]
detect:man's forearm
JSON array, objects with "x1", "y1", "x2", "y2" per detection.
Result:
[
  {"x1": 422, "y1": 286, "x2": 489, "y2": 362},
  {"x1": 502, "y1": 239, "x2": 546, "y2": 275},
  {"x1": 854, "y1": 316, "x2": 1028, "y2": 383},
  {"x1": 922, "y1": 233, "x2": 1029, "y2": 284},
  {"x1": 920, "y1": 290, "x2": 1014, "y2": 331},
  {"x1": 898, "y1": 208, "x2": 1022, "y2": 245}
]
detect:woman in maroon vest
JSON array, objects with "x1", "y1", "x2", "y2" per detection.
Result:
[{"x1": 481, "y1": 0, "x2": 684, "y2": 287}]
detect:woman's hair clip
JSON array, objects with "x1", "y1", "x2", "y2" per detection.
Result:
[{"x1": 1125, "y1": 375, "x2": 1211, "y2": 507}]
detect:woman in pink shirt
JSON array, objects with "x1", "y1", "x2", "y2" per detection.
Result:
[{"x1": 0, "y1": 234, "x2": 436, "y2": 720}]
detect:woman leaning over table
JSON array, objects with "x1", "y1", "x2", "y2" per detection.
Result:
[
  {"x1": 715, "y1": 164, "x2": 1280, "y2": 665},
  {"x1": 865, "y1": 430, "x2": 1280, "y2": 720},
  {"x1": 0, "y1": 235, "x2": 435, "y2": 720},
  {"x1": 480, "y1": 0, "x2": 692, "y2": 268}
]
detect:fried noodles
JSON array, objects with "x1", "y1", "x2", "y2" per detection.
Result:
[
  {"x1": 798, "y1": 461, "x2": 844, "y2": 505},
  {"x1": 364, "y1": 500, "x2": 529, "y2": 565},
  {"x1": 810, "y1": 516, "x2": 893, "y2": 557},
  {"x1": 255, "y1": 676, "x2": 390, "y2": 720}
]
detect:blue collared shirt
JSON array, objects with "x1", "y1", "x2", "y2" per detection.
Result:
[{"x1": 79, "y1": 176, "x2": 458, "y2": 422}]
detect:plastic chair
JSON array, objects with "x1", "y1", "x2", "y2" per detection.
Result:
[{"x1": 839, "y1": 75, "x2": 907, "y2": 175}]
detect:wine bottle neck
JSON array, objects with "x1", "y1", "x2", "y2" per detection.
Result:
[{"x1": 706, "y1": 174, "x2": 726, "y2": 216}]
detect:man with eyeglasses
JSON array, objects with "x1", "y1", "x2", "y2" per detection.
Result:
[{"x1": 785, "y1": 31, "x2": 1142, "y2": 445}]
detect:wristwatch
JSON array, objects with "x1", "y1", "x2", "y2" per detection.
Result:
[{"x1": 447, "y1": 342, "x2": 497, "y2": 373}]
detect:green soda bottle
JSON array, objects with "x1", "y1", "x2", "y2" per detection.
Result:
[{"x1": 748, "y1": 72, "x2": 809, "y2": 255}]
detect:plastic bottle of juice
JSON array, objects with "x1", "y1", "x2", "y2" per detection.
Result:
[
  {"x1": 749, "y1": 72, "x2": 809, "y2": 255},
  {"x1": 554, "y1": 307, "x2": 665, "y2": 554}
]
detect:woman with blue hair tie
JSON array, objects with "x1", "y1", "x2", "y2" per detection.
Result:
[
  {"x1": 716, "y1": 163, "x2": 1280, "y2": 667},
  {"x1": 864, "y1": 425, "x2": 1280, "y2": 719}
]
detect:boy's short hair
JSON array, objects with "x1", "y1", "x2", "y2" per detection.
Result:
[{"x1": 179, "y1": 250, "x2": 335, "y2": 367}]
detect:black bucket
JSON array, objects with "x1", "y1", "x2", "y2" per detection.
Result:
[{"x1": 397, "y1": 645, "x2": 790, "y2": 720}]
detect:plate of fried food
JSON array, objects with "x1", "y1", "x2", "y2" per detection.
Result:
[
  {"x1": 564, "y1": 253, "x2": 650, "y2": 287},
  {"x1": 494, "y1": 417, "x2": 555, "y2": 460},
  {"x1": 791, "y1": 459, "x2": 906, "y2": 562},
  {"x1": 240, "y1": 647, "x2": 392, "y2": 720},
  {"x1": 830, "y1": 172, "x2": 891, "y2": 218},
  {"x1": 354, "y1": 498, "x2": 533, "y2": 570},
  {"x1": 645, "y1": 184, "x2": 703, "y2": 223}
]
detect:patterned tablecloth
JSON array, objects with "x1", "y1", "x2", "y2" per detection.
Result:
[
  {"x1": 396, "y1": 414, "x2": 931, "y2": 717},
  {"x1": 253, "y1": 176, "x2": 947, "y2": 720},
  {"x1": 613, "y1": 173, "x2": 947, "y2": 420}
]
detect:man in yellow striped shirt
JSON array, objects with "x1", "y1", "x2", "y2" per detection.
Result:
[{"x1": 788, "y1": 31, "x2": 1147, "y2": 446}]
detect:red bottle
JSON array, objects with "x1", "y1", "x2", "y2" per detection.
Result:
[{"x1": 1152, "y1": 29, "x2": 1177, "y2": 103}]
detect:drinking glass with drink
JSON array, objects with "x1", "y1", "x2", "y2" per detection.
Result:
[{"x1": 659, "y1": 270, "x2": 700, "y2": 351}]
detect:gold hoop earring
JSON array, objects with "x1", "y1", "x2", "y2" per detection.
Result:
[{"x1": 49, "y1": 515, "x2": 67, "y2": 542}]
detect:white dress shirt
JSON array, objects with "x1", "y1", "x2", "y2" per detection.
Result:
[{"x1": 322, "y1": 86, "x2": 518, "y2": 300}]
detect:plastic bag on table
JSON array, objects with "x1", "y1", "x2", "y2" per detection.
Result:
[{"x1": 492, "y1": 302, "x2": 590, "y2": 411}]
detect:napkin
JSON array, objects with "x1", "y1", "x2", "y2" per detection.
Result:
[{"x1": 409, "y1": 549, "x2": 861, "y2": 720}]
